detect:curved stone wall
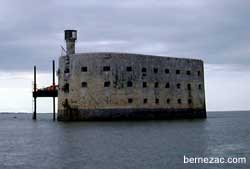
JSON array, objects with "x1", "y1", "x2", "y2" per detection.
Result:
[{"x1": 58, "y1": 52, "x2": 206, "y2": 120}]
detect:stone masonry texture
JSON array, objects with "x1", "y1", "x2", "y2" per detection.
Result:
[{"x1": 57, "y1": 52, "x2": 206, "y2": 120}]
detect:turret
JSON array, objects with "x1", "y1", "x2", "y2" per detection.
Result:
[{"x1": 64, "y1": 30, "x2": 77, "y2": 55}]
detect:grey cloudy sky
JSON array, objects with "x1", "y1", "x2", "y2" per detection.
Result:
[
  {"x1": 0, "y1": 0, "x2": 249, "y2": 112},
  {"x1": 1, "y1": 0, "x2": 250, "y2": 71}
]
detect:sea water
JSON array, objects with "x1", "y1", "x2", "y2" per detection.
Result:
[{"x1": 0, "y1": 111, "x2": 249, "y2": 169}]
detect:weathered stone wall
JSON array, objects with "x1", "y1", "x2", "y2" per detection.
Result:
[{"x1": 57, "y1": 52, "x2": 206, "y2": 120}]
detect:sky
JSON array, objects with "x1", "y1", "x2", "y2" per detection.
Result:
[{"x1": 0, "y1": 0, "x2": 249, "y2": 112}]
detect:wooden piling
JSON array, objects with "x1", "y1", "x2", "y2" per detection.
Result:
[
  {"x1": 33, "y1": 66, "x2": 37, "y2": 120},
  {"x1": 52, "y1": 60, "x2": 56, "y2": 121}
]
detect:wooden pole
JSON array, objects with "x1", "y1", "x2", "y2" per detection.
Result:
[
  {"x1": 52, "y1": 60, "x2": 56, "y2": 121},
  {"x1": 33, "y1": 66, "x2": 37, "y2": 120}
]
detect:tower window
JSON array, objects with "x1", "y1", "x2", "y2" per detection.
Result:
[
  {"x1": 153, "y1": 68, "x2": 158, "y2": 73},
  {"x1": 127, "y1": 66, "x2": 132, "y2": 72},
  {"x1": 142, "y1": 67, "x2": 147, "y2": 73},
  {"x1": 186, "y1": 70, "x2": 191, "y2": 75},
  {"x1": 128, "y1": 98, "x2": 133, "y2": 103},
  {"x1": 176, "y1": 70, "x2": 180, "y2": 74},
  {"x1": 177, "y1": 83, "x2": 181, "y2": 89},
  {"x1": 188, "y1": 99, "x2": 192, "y2": 104},
  {"x1": 103, "y1": 66, "x2": 110, "y2": 72},
  {"x1": 127, "y1": 81, "x2": 133, "y2": 87},
  {"x1": 104, "y1": 81, "x2": 111, "y2": 87},
  {"x1": 165, "y1": 69, "x2": 170, "y2": 74},
  {"x1": 143, "y1": 98, "x2": 148, "y2": 104},
  {"x1": 64, "y1": 68, "x2": 70, "y2": 73},
  {"x1": 167, "y1": 98, "x2": 171, "y2": 104},
  {"x1": 187, "y1": 84, "x2": 191, "y2": 90},
  {"x1": 154, "y1": 82, "x2": 159, "y2": 88},
  {"x1": 198, "y1": 71, "x2": 201, "y2": 76},
  {"x1": 178, "y1": 99, "x2": 182, "y2": 104},
  {"x1": 199, "y1": 84, "x2": 202, "y2": 90},
  {"x1": 165, "y1": 82, "x2": 170, "y2": 88},
  {"x1": 143, "y1": 82, "x2": 147, "y2": 88},
  {"x1": 155, "y1": 98, "x2": 159, "y2": 104},
  {"x1": 81, "y1": 82, "x2": 87, "y2": 88},
  {"x1": 63, "y1": 83, "x2": 69, "y2": 93},
  {"x1": 81, "y1": 67, "x2": 88, "y2": 72}
]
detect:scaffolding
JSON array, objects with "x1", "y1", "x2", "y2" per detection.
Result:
[{"x1": 32, "y1": 60, "x2": 58, "y2": 120}]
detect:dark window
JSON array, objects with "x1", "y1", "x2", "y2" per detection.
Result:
[
  {"x1": 188, "y1": 99, "x2": 192, "y2": 104},
  {"x1": 198, "y1": 71, "x2": 201, "y2": 76},
  {"x1": 63, "y1": 83, "x2": 69, "y2": 93},
  {"x1": 178, "y1": 99, "x2": 182, "y2": 104},
  {"x1": 143, "y1": 98, "x2": 148, "y2": 104},
  {"x1": 165, "y1": 82, "x2": 170, "y2": 88},
  {"x1": 142, "y1": 67, "x2": 147, "y2": 73},
  {"x1": 104, "y1": 81, "x2": 111, "y2": 87},
  {"x1": 64, "y1": 68, "x2": 70, "y2": 73},
  {"x1": 103, "y1": 66, "x2": 110, "y2": 71},
  {"x1": 81, "y1": 82, "x2": 87, "y2": 88},
  {"x1": 128, "y1": 98, "x2": 133, "y2": 103},
  {"x1": 81, "y1": 67, "x2": 88, "y2": 72},
  {"x1": 177, "y1": 83, "x2": 181, "y2": 89},
  {"x1": 64, "y1": 99, "x2": 69, "y2": 107},
  {"x1": 176, "y1": 70, "x2": 180, "y2": 74},
  {"x1": 153, "y1": 68, "x2": 158, "y2": 73},
  {"x1": 127, "y1": 81, "x2": 133, "y2": 87},
  {"x1": 143, "y1": 82, "x2": 147, "y2": 88},
  {"x1": 199, "y1": 84, "x2": 202, "y2": 90},
  {"x1": 187, "y1": 84, "x2": 191, "y2": 90},
  {"x1": 155, "y1": 82, "x2": 159, "y2": 88},
  {"x1": 127, "y1": 66, "x2": 132, "y2": 72},
  {"x1": 165, "y1": 69, "x2": 170, "y2": 74},
  {"x1": 155, "y1": 98, "x2": 159, "y2": 104},
  {"x1": 186, "y1": 70, "x2": 191, "y2": 75},
  {"x1": 167, "y1": 98, "x2": 171, "y2": 104}
]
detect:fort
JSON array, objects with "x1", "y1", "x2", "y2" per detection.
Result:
[{"x1": 56, "y1": 30, "x2": 206, "y2": 120}]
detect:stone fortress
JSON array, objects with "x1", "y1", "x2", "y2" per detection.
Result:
[{"x1": 57, "y1": 30, "x2": 206, "y2": 120}]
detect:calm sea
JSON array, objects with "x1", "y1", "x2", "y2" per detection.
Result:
[{"x1": 0, "y1": 111, "x2": 249, "y2": 169}]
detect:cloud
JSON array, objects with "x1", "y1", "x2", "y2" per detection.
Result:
[
  {"x1": 1, "y1": 1, "x2": 249, "y2": 112},
  {"x1": 205, "y1": 64, "x2": 250, "y2": 111},
  {"x1": 0, "y1": 71, "x2": 56, "y2": 112},
  {"x1": 0, "y1": 64, "x2": 249, "y2": 112},
  {"x1": 0, "y1": 0, "x2": 250, "y2": 72}
]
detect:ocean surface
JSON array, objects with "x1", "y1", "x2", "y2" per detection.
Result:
[{"x1": 0, "y1": 111, "x2": 249, "y2": 169}]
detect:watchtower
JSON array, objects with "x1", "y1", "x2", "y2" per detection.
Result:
[{"x1": 64, "y1": 30, "x2": 77, "y2": 55}]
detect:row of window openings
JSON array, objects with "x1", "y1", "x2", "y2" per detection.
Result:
[
  {"x1": 127, "y1": 98, "x2": 192, "y2": 104},
  {"x1": 82, "y1": 82, "x2": 202, "y2": 90},
  {"x1": 81, "y1": 66, "x2": 201, "y2": 76}
]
